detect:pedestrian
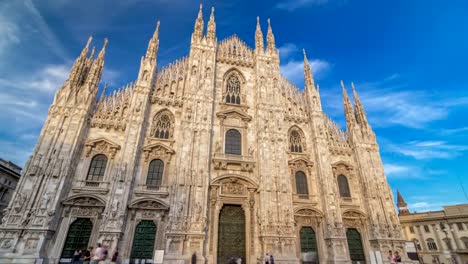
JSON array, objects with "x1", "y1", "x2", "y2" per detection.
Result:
[
  {"x1": 99, "y1": 245, "x2": 108, "y2": 264},
  {"x1": 111, "y1": 250, "x2": 120, "y2": 264},
  {"x1": 394, "y1": 251, "x2": 401, "y2": 263},
  {"x1": 72, "y1": 249, "x2": 82, "y2": 263},
  {"x1": 83, "y1": 246, "x2": 92, "y2": 264},
  {"x1": 236, "y1": 257, "x2": 242, "y2": 264},
  {"x1": 264, "y1": 253, "x2": 270, "y2": 264},
  {"x1": 91, "y1": 243, "x2": 102, "y2": 264},
  {"x1": 192, "y1": 252, "x2": 197, "y2": 264},
  {"x1": 388, "y1": 250, "x2": 396, "y2": 264},
  {"x1": 270, "y1": 254, "x2": 275, "y2": 264}
]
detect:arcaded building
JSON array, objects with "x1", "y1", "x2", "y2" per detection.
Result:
[{"x1": 0, "y1": 5, "x2": 406, "y2": 264}]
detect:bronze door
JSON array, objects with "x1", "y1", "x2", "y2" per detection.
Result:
[{"x1": 217, "y1": 205, "x2": 245, "y2": 264}]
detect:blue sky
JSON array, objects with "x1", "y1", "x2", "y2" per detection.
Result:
[{"x1": 1, "y1": 0, "x2": 468, "y2": 212}]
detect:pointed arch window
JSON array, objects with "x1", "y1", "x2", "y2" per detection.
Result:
[
  {"x1": 290, "y1": 130, "x2": 303, "y2": 153},
  {"x1": 295, "y1": 171, "x2": 309, "y2": 198},
  {"x1": 338, "y1": 175, "x2": 351, "y2": 198},
  {"x1": 225, "y1": 75, "x2": 241, "y2": 104},
  {"x1": 225, "y1": 129, "x2": 242, "y2": 155},
  {"x1": 146, "y1": 159, "x2": 164, "y2": 188},
  {"x1": 153, "y1": 111, "x2": 172, "y2": 139},
  {"x1": 87, "y1": 154, "x2": 108, "y2": 182}
]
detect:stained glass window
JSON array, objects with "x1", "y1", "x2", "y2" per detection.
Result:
[
  {"x1": 346, "y1": 228, "x2": 365, "y2": 263},
  {"x1": 295, "y1": 171, "x2": 309, "y2": 197},
  {"x1": 338, "y1": 175, "x2": 351, "y2": 198}
]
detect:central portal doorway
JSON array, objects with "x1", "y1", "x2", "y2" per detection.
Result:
[{"x1": 217, "y1": 204, "x2": 246, "y2": 264}]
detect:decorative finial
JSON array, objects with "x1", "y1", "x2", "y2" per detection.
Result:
[
  {"x1": 86, "y1": 36, "x2": 93, "y2": 49},
  {"x1": 302, "y1": 48, "x2": 307, "y2": 57},
  {"x1": 257, "y1": 16, "x2": 260, "y2": 24},
  {"x1": 211, "y1": 6, "x2": 215, "y2": 13},
  {"x1": 351, "y1": 81, "x2": 356, "y2": 92},
  {"x1": 267, "y1": 18, "x2": 271, "y2": 26}
]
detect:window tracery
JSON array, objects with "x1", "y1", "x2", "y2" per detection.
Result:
[
  {"x1": 290, "y1": 130, "x2": 303, "y2": 153},
  {"x1": 225, "y1": 75, "x2": 241, "y2": 104},
  {"x1": 152, "y1": 110, "x2": 173, "y2": 139}
]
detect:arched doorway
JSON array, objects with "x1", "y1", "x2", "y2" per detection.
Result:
[
  {"x1": 300, "y1": 227, "x2": 319, "y2": 264},
  {"x1": 61, "y1": 218, "x2": 93, "y2": 259},
  {"x1": 346, "y1": 228, "x2": 365, "y2": 263},
  {"x1": 217, "y1": 204, "x2": 245, "y2": 264},
  {"x1": 130, "y1": 220, "x2": 157, "y2": 263}
]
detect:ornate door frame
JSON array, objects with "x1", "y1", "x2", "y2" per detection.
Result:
[
  {"x1": 294, "y1": 207, "x2": 324, "y2": 263},
  {"x1": 209, "y1": 175, "x2": 258, "y2": 264}
]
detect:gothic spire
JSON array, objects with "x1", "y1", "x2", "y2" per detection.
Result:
[
  {"x1": 351, "y1": 82, "x2": 369, "y2": 126},
  {"x1": 206, "y1": 7, "x2": 216, "y2": 43},
  {"x1": 255, "y1": 16, "x2": 264, "y2": 53},
  {"x1": 396, "y1": 190, "x2": 410, "y2": 215},
  {"x1": 68, "y1": 36, "x2": 93, "y2": 86},
  {"x1": 145, "y1": 21, "x2": 160, "y2": 61},
  {"x1": 97, "y1": 38, "x2": 108, "y2": 60},
  {"x1": 303, "y1": 49, "x2": 315, "y2": 89},
  {"x1": 192, "y1": 3, "x2": 204, "y2": 43},
  {"x1": 266, "y1": 18, "x2": 276, "y2": 54},
  {"x1": 341, "y1": 80, "x2": 356, "y2": 130}
]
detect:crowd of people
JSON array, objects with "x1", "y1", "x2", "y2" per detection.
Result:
[{"x1": 71, "y1": 243, "x2": 120, "y2": 264}]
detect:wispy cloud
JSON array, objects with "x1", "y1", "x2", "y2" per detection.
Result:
[
  {"x1": 276, "y1": 0, "x2": 332, "y2": 11},
  {"x1": 0, "y1": 15, "x2": 20, "y2": 59},
  {"x1": 278, "y1": 43, "x2": 330, "y2": 87},
  {"x1": 322, "y1": 76, "x2": 468, "y2": 129},
  {"x1": 386, "y1": 140, "x2": 468, "y2": 160}
]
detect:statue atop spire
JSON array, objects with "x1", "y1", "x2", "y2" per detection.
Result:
[
  {"x1": 303, "y1": 49, "x2": 315, "y2": 89},
  {"x1": 341, "y1": 80, "x2": 356, "y2": 131},
  {"x1": 206, "y1": 7, "x2": 216, "y2": 44},
  {"x1": 192, "y1": 4, "x2": 204, "y2": 43},
  {"x1": 145, "y1": 21, "x2": 160, "y2": 61},
  {"x1": 255, "y1": 17, "x2": 264, "y2": 54},
  {"x1": 351, "y1": 82, "x2": 369, "y2": 127},
  {"x1": 97, "y1": 38, "x2": 108, "y2": 60},
  {"x1": 266, "y1": 18, "x2": 276, "y2": 54}
]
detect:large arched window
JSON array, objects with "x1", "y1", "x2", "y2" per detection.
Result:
[
  {"x1": 346, "y1": 228, "x2": 365, "y2": 263},
  {"x1": 338, "y1": 175, "x2": 351, "y2": 198},
  {"x1": 87, "y1": 154, "x2": 108, "y2": 181},
  {"x1": 146, "y1": 159, "x2": 164, "y2": 188},
  {"x1": 295, "y1": 171, "x2": 309, "y2": 198},
  {"x1": 225, "y1": 129, "x2": 241, "y2": 155},
  {"x1": 427, "y1": 238, "x2": 438, "y2": 251},
  {"x1": 225, "y1": 75, "x2": 241, "y2": 104},
  {"x1": 153, "y1": 112, "x2": 172, "y2": 139},
  {"x1": 289, "y1": 130, "x2": 303, "y2": 153},
  {"x1": 300, "y1": 227, "x2": 319, "y2": 263},
  {"x1": 61, "y1": 218, "x2": 93, "y2": 258}
]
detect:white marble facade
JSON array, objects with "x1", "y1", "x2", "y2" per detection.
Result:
[{"x1": 0, "y1": 5, "x2": 406, "y2": 264}]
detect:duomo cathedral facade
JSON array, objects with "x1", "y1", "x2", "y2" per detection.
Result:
[{"x1": 0, "y1": 5, "x2": 406, "y2": 264}]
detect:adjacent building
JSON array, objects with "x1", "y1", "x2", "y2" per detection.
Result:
[
  {"x1": 0, "y1": 159, "x2": 21, "y2": 220},
  {"x1": 0, "y1": 5, "x2": 406, "y2": 263},
  {"x1": 398, "y1": 191, "x2": 468, "y2": 264}
]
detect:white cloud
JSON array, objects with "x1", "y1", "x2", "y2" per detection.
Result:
[
  {"x1": 276, "y1": 0, "x2": 332, "y2": 11},
  {"x1": 386, "y1": 140, "x2": 468, "y2": 160},
  {"x1": 280, "y1": 58, "x2": 330, "y2": 87},
  {"x1": 0, "y1": 16, "x2": 20, "y2": 58},
  {"x1": 279, "y1": 43, "x2": 299, "y2": 60}
]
